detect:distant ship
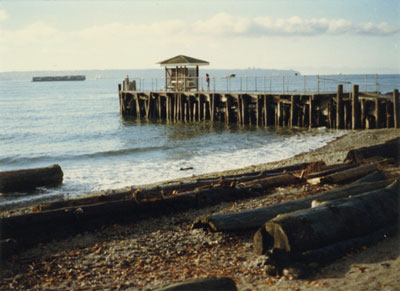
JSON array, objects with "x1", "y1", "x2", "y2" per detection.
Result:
[{"x1": 32, "y1": 75, "x2": 86, "y2": 82}]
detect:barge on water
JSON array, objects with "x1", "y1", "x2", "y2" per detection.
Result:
[{"x1": 32, "y1": 75, "x2": 86, "y2": 82}]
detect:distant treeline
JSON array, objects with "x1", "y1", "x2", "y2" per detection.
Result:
[{"x1": 0, "y1": 68, "x2": 299, "y2": 81}]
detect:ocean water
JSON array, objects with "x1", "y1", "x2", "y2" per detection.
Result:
[{"x1": 1, "y1": 71, "x2": 399, "y2": 209}]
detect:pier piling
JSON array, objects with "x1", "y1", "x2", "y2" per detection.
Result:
[{"x1": 117, "y1": 81, "x2": 399, "y2": 130}]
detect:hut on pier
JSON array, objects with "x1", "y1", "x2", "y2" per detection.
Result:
[{"x1": 157, "y1": 55, "x2": 209, "y2": 91}]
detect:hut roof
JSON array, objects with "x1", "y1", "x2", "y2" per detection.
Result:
[{"x1": 157, "y1": 55, "x2": 209, "y2": 67}]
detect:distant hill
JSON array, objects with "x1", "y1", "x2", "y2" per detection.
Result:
[{"x1": 0, "y1": 68, "x2": 300, "y2": 81}]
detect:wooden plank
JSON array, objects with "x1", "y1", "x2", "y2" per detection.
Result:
[
  {"x1": 276, "y1": 101, "x2": 281, "y2": 126},
  {"x1": 290, "y1": 95, "x2": 298, "y2": 127},
  {"x1": 224, "y1": 94, "x2": 230, "y2": 124},
  {"x1": 188, "y1": 96, "x2": 192, "y2": 121},
  {"x1": 308, "y1": 97, "x2": 314, "y2": 128},
  {"x1": 352, "y1": 84, "x2": 360, "y2": 129},
  {"x1": 237, "y1": 94, "x2": 242, "y2": 125},
  {"x1": 210, "y1": 94, "x2": 215, "y2": 122},
  {"x1": 375, "y1": 99, "x2": 380, "y2": 128},
  {"x1": 184, "y1": 102, "x2": 188, "y2": 122},
  {"x1": 118, "y1": 84, "x2": 123, "y2": 115},
  {"x1": 203, "y1": 100, "x2": 207, "y2": 120},
  {"x1": 360, "y1": 98, "x2": 366, "y2": 129},
  {"x1": 166, "y1": 95, "x2": 170, "y2": 121},
  {"x1": 145, "y1": 93, "x2": 150, "y2": 118},
  {"x1": 386, "y1": 101, "x2": 391, "y2": 128},
  {"x1": 197, "y1": 94, "x2": 201, "y2": 121},
  {"x1": 135, "y1": 93, "x2": 141, "y2": 118},
  {"x1": 263, "y1": 95, "x2": 268, "y2": 126}
]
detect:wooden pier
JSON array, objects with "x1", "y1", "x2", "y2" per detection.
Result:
[{"x1": 118, "y1": 81, "x2": 399, "y2": 130}]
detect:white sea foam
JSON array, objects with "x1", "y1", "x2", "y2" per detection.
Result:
[{"x1": 62, "y1": 129, "x2": 345, "y2": 195}]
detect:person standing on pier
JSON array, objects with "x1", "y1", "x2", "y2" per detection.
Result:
[{"x1": 206, "y1": 73, "x2": 210, "y2": 91}]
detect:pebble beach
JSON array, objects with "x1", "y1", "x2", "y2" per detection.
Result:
[{"x1": 1, "y1": 128, "x2": 399, "y2": 290}]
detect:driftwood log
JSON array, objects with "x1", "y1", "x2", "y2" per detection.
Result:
[
  {"x1": 155, "y1": 277, "x2": 237, "y2": 291},
  {"x1": 38, "y1": 163, "x2": 311, "y2": 212},
  {"x1": 253, "y1": 180, "x2": 399, "y2": 255},
  {"x1": 345, "y1": 137, "x2": 400, "y2": 164},
  {"x1": 0, "y1": 164, "x2": 63, "y2": 192},
  {"x1": 305, "y1": 163, "x2": 356, "y2": 179},
  {"x1": 193, "y1": 173, "x2": 392, "y2": 232},
  {"x1": 0, "y1": 171, "x2": 304, "y2": 258},
  {"x1": 294, "y1": 225, "x2": 397, "y2": 266},
  {"x1": 264, "y1": 225, "x2": 397, "y2": 278},
  {"x1": 238, "y1": 173, "x2": 298, "y2": 189},
  {"x1": 0, "y1": 178, "x2": 284, "y2": 258},
  {"x1": 306, "y1": 163, "x2": 378, "y2": 185}
]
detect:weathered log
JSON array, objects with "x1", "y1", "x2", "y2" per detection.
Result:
[
  {"x1": 0, "y1": 239, "x2": 18, "y2": 260},
  {"x1": 37, "y1": 189, "x2": 138, "y2": 212},
  {"x1": 0, "y1": 164, "x2": 63, "y2": 192},
  {"x1": 306, "y1": 163, "x2": 378, "y2": 185},
  {"x1": 345, "y1": 137, "x2": 400, "y2": 164},
  {"x1": 253, "y1": 180, "x2": 399, "y2": 255},
  {"x1": 265, "y1": 225, "x2": 397, "y2": 278},
  {"x1": 295, "y1": 225, "x2": 397, "y2": 266},
  {"x1": 193, "y1": 176, "x2": 392, "y2": 232},
  {"x1": 352, "y1": 170, "x2": 388, "y2": 184},
  {"x1": 155, "y1": 277, "x2": 237, "y2": 291},
  {"x1": 38, "y1": 163, "x2": 311, "y2": 212},
  {"x1": 239, "y1": 173, "x2": 298, "y2": 189},
  {"x1": 196, "y1": 162, "x2": 311, "y2": 183},
  {"x1": 1, "y1": 183, "x2": 274, "y2": 257},
  {"x1": 305, "y1": 163, "x2": 356, "y2": 179}
]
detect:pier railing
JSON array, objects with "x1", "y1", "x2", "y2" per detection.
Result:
[{"x1": 126, "y1": 74, "x2": 399, "y2": 94}]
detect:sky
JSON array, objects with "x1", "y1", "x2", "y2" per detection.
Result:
[{"x1": 0, "y1": 0, "x2": 399, "y2": 74}]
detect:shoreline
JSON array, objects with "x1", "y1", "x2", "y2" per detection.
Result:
[
  {"x1": 2, "y1": 128, "x2": 397, "y2": 210},
  {"x1": 1, "y1": 128, "x2": 399, "y2": 290},
  {"x1": 102, "y1": 128, "x2": 400, "y2": 192}
]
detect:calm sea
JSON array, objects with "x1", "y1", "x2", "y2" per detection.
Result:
[{"x1": 1, "y1": 70, "x2": 399, "y2": 208}]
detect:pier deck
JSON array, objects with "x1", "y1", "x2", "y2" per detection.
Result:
[{"x1": 118, "y1": 83, "x2": 399, "y2": 130}]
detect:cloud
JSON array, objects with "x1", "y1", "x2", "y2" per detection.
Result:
[
  {"x1": 1, "y1": 12, "x2": 399, "y2": 70},
  {"x1": 0, "y1": 22, "x2": 59, "y2": 45},
  {"x1": 196, "y1": 13, "x2": 400, "y2": 37},
  {"x1": 0, "y1": 9, "x2": 8, "y2": 21},
  {"x1": 75, "y1": 19, "x2": 187, "y2": 42},
  {"x1": 193, "y1": 12, "x2": 252, "y2": 36},
  {"x1": 0, "y1": 13, "x2": 398, "y2": 49}
]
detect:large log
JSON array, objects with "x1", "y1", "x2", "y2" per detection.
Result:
[
  {"x1": 1, "y1": 182, "x2": 276, "y2": 258},
  {"x1": 193, "y1": 176, "x2": 392, "y2": 232},
  {"x1": 253, "y1": 180, "x2": 399, "y2": 255},
  {"x1": 345, "y1": 137, "x2": 400, "y2": 164},
  {"x1": 37, "y1": 189, "x2": 138, "y2": 212},
  {"x1": 305, "y1": 163, "x2": 356, "y2": 179},
  {"x1": 155, "y1": 277, "x2": 237, "y2": 291},
  {"x1": 264, "y1": 225, "x2": 397, "y2": 278},
  {"x1": 0, "y1": 164, "x2": 63, "y2": 192},
  {"x1": 294, "y1": 225, "x2": 397, "y2": 266},
  {"x1": 238, "y1": 173, "x2": 298, "y2": 189},
  {"x1": 306, "y1": 163, "x2": 378, "y2": 185},
  {"x1": 38, "y1": 163, "x2": 311, "y2": 212},
  {"x1": 352, "y1": 170, "x2": 387, "y2": 183}
]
